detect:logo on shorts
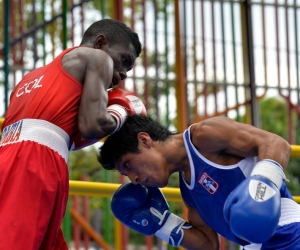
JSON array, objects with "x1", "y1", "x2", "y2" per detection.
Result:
[
  {"x1": 0, "y1": 120, "x2": 23, "y2": 144},
  {"x1": 198, "y1": 172, "x2": 219, "y2": 194}
]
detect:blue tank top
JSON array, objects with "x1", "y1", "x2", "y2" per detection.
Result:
[{"x1": 180, "y1": 126, "x2": 300, "y2": 249}]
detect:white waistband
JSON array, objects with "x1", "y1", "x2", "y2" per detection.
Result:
[
  {"x1": 278, "y1": 197, "x2": 300, "y2": 226},
  {"x1": 0, "y1": 119, "x2": 70, "y2": 162}
]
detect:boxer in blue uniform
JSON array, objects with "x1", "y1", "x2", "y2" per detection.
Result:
[{"x1": 98, "y1": 115, "x2": 300, "y2": 250}]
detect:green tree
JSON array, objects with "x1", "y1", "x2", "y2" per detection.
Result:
[{"x1": 259, "y1": 97, "x2": 300, "y2": 195}]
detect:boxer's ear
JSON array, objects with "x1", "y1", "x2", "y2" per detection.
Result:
[
  {"x1": 137, "y1": 132, "x2": 153, "y2": 149},
  {"x1": 94, "y1": 34, "x2": 107, "y2": 49}
]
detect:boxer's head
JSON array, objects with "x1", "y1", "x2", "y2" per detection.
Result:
[{"x1": 98, "y1": 115, "x2": 175, "y2": 170}]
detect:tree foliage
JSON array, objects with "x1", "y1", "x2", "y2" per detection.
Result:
[{"x1": 259, "y1": 97, "x2": 300, "y2": 195}]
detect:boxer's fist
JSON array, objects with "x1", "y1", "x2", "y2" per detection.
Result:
[
  {"x1": 107, "y1": 88, "x2": 147, "y2": 133},
  {"x1": 223, "y1": 175, "x2": 281, "y2": 243},
  {"x1": 111, "y1": 182, "x2": 191, "y2": 246}
]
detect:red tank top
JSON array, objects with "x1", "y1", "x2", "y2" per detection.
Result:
[{"x1": 3, "y1": 47, "x2": 82, "y2": 138}]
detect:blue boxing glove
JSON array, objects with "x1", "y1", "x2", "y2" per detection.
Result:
[
  {"x1": 111, "y1": 182, "x2": 192, "y2": 247},
  {"x1": 224, "y1": 159, "x2": 288, "y2": 243}
]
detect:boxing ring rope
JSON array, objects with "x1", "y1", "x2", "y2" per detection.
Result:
[
  {"x1": 290, "y1": 145, "x2": 300, "y2": 158},
  {"x1": 69, "y1": 180, "x2": 300, "y2": 204},
  {"x1": 69, "y1": 181, "x2": 184, "y2": 202}
]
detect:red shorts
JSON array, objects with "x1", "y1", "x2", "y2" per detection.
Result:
[{"x1": 0, "y1": 141, "x2": 69, "y2": 250}]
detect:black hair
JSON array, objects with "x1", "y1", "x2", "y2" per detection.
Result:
[
  {"x1": 98, "y1": 115, "x2": 176, "y2": 170},
  {"x1": 80, "y1": 18, "x2": 142, "y2": 58}
]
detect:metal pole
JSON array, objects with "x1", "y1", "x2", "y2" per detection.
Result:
[
  {"x1": 241, "y1": 0, "x2": 259, "y2": 127},
  {"x1": 245, "y1": 0, "x2": 259, "y2": 127},
  {"x1": 62, "y1": 0, "x2": 68, "y2": 49},
  {"x1": 174, "y1": 0, "x2": 188, "y2": 132},
  {"x1": 164, "y1": 0, "x2": 170, "y2": 127},
  {"x1": 3, "y1": 0, "x2": 10, "y2": 113},
  {"x1": 231, "y1": 1, "x2": 240, "y2": 121}
]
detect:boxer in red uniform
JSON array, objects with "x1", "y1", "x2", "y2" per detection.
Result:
[{"x1": 0, "y1": 19, "x2": 143, "y2": 249}]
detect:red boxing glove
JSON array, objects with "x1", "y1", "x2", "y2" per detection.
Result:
[
  {"x1": 107, "y1": 88, "x2": 147, "y2": 133},
  {"x1": 70, "y1": 134, "x2": 99, "y2": 151}
]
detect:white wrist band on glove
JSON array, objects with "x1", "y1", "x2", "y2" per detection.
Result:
[
  {"x1": 251, "y1": 159, "x2": 289, "y2": 188},
  {"x1": 152, "y1": 211, "x2": 192, "y2": 247},
  {"x1": 107, "y1": 104, "x2": 127, "y2": 134}
]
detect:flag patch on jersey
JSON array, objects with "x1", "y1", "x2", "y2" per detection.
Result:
[{"x1": 198, "y1": 172, "x2": 219, "y2": 194}]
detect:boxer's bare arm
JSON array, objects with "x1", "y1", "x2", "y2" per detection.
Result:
[
  {"x1": 190, "y1": 116, "x2": 291, "y2": 170},
  {"x1": 62, "y1": 48, "x2": 117, "y2": 139},
  {"x1": 181, "y1": 205, "x2": 219, "y2": 250}
]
